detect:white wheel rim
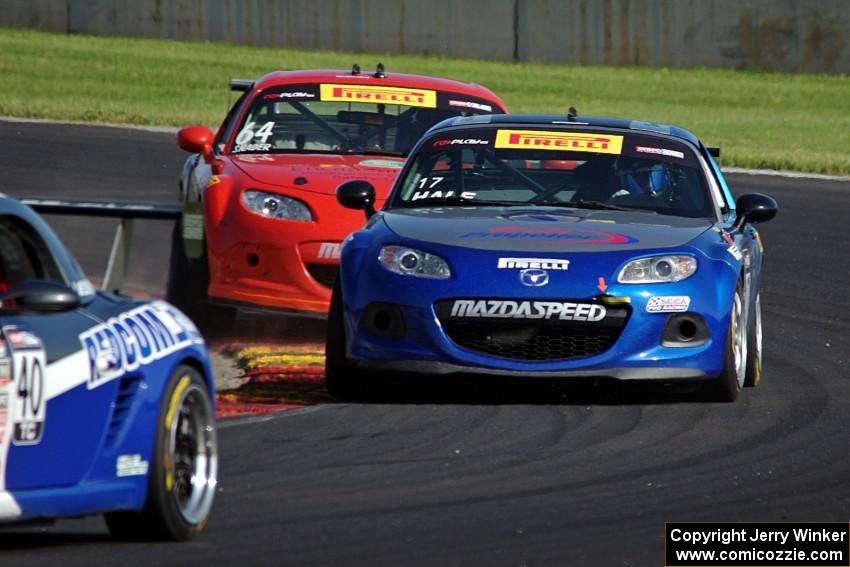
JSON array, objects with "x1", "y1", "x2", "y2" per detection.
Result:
[{"x1": 168, "y1": 383, "x2": 218, "y2": 525}]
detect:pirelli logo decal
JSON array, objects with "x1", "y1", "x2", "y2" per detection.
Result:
[
  {"x1": 494, "y1": 130, "x2": 624, "y2": 154},
  {"x1": 320, "y1": 84, "x2": 437, "y2": 108}
]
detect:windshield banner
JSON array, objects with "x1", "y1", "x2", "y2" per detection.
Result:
[
  {"x1": 494, "y1": 130, "x2": 624, "y2": 155},
  {"x1": 320, "y1": 84, "x2": 437, "y2": 108}
]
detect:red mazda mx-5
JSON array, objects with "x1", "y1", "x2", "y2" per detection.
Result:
[{"x1": 170, "y1": 65, "x2": 506, "y2": 323}]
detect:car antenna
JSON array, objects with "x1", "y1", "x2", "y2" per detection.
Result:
[
  {"x1": 568, "y1": 106, "x2": 578, "y2": 121},
  {"x1": 351, "y1": 63, "x2": 361, "y2": 75},
  {"x1": 373, "y1": 62, "x2": 386, "y2": 78}
]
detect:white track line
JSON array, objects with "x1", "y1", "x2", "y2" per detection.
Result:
[
  {"x1": 723, "y1": 167, "x2": 850, "y2": 182},
  {"x1": 2, "y1": 115, "x2": 848, "y2": 182},
  {"x1": 0, "y1": 115, "x2": 179, "y2": 134}
]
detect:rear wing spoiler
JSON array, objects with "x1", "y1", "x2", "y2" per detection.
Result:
[{"x1": 20, "y1": 197, "x2": 182, "y2": 293}]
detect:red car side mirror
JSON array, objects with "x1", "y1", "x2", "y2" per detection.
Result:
[{"x1": 177, "y1": 126, "x2": 215, "y2": 162}]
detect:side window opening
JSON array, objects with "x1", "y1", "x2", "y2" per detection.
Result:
[
  {"x1": 215, "y1": 91, "x2": 251, "y2": 153},
  {"x1": 0, "y1": 217, "x2": 65, "y2": 292}
]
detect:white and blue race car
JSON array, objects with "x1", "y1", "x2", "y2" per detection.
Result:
[{"x1": 0, "y1": 196, "x2": 217, "y2": 540}]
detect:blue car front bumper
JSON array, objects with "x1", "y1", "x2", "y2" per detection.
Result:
[{"x1": 341, "y1": 247, "x2": 736, "y2": 382}]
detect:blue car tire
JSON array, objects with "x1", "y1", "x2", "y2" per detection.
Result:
[
  {"x1": 325, "y1": 280, "x2": 369, "y2": 400},
  {"x1": 703, "y1": 283, "x2": 747, "y2": 402},
  {"x1": 744, "y1": 293, "x2": 762, "y2": 388},
  {"x1": 105, "y1": 365, "x2": 218, "y2": 541}
]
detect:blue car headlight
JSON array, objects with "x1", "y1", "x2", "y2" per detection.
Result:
[
  {"x1": 242, "y1": 190, "x2": 312, "y2": 222},
  {"x1": 618, "y1": 255, "x2": 697, "y2": 283},
  {"x1": 378, "y1": 246, "x2": 451, "y2": 279}
]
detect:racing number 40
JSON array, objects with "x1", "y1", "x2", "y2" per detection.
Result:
[{"x1": 13, "y1": 354, "x2": 45, "y2": 445}]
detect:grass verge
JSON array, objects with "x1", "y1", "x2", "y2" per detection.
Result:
[{"x1": 1, "y1": 28, "x2": 849, "y2": 174}]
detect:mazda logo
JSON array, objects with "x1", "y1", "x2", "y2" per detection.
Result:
[{"x1": 519, "y1": 268, "x2": 549, "y2": 287}]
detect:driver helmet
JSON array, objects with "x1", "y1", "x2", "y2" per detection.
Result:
[{"x1": 615, "y1": 157, "x2": 671, "y2": 195}]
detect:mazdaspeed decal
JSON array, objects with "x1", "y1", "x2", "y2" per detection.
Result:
[
  {"x1": 80, "y1": 301, "x2": 203, "y2": 389},
  {"x1": 494, "y1": 130, "x2": 623, "y2": 154},
  {"x1": 450, "y1": 300, "x2": 606, "y2": 322},
  {"x1": 320, "y1": 84, "x2": 436, "y2": 108}
]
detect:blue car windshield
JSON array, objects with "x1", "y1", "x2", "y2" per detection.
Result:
[{"x1": 394, "y1": 128, "x2": 715, "y2": 218}]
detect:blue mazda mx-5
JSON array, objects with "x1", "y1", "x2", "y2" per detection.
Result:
[{"x1": 327, "y1": 113, "x2": 778, "y2": 402}]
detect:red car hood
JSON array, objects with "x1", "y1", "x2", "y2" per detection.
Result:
[{"x1": 229, "y1": 153, "x2": 405, "y2": 196}]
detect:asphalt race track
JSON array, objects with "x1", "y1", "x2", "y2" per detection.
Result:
[{"x1": 1, "y1": 119, "x2": 849, "y2": 566}]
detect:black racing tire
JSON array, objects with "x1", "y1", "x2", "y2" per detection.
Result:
[
  {"x1": 166, "y1": 219, "x2": 234, "y2": 335},
  {"x1": 166, "y1": 219, "x2": 209, "y2": 319},
  {"x1": 744, "y1": 292, "x2": 763, "y2": 388},
  {"x1": 325, "y1": 278, "x2": 369, "y2": 400},
  {"x1": 105, "y1": 365, "x2": 218, "y2": 541},
  {"x1": 702, "y1": 282, "x2": 747, "y2": 402}
]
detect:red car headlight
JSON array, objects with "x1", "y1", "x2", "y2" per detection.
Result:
[{"x1": 242, "y1": 190, "x2": 313, "y2": 222}]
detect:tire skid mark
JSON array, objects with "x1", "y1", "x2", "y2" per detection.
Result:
[{"x1": 212, "y1": 340, "x2": 329, "y2": 418}]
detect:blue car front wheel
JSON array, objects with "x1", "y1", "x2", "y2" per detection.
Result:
[
  {"x1": 703, "y1": 282, "x2": 748, "y2": 402},
  {"x1": 325, "y1": 279, "x2": 370, "y2": 400},
  {"x1": 744, "y1": 293, "x2": 763, "y2": 388}
]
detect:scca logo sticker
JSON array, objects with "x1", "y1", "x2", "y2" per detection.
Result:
[
  {"x1": 494, "y1": 130, "x2": 624, "y2": 155},
  {"x1": 320, "y1": 84, "x2": 436, "y2": 108}
]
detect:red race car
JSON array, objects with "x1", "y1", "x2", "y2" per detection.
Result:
[{"x1": 170, "y1": 64, "x2": 506, "y2": 323}]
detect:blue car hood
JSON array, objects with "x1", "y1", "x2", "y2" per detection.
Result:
[{"x1": 380, "y1": 207, "x2": 712, "y2": 252}]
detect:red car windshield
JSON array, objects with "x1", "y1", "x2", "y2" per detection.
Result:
[{"x1": 229, "y1": 83, "x2": 499, "y2": 157}]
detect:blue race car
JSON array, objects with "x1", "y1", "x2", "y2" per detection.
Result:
[
  {"x1": 0, "y1": 196, "x2": 217, "y2": 540},
  {"x1": 328, "y1": 113, "x2": 778, "y2": 402}
]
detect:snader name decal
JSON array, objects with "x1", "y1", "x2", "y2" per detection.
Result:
[{"x1": 450, "y1": 300, "x2": 606, "y2": 322}]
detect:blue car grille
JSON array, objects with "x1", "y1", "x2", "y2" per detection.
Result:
[{"x1": 435, "y1": 300, "x2": 629, "y2": 362}]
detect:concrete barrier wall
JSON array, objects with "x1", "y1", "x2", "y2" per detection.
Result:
[
  {"x1": 0, "y1": 0, "x2": 67, "y2": 33},
  {"x1": 1, "y1": 0, "x2": 848, "y2": 73}
]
